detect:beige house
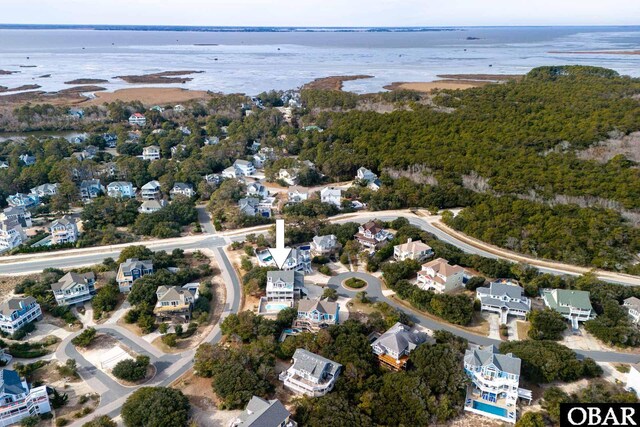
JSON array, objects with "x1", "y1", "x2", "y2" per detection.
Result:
[
  {"x1": 393, "y1": 238, "x2": 433, "y2": 262},
  {"x1": 417, "y1": 258, "x2": 469, "y2": 293}
]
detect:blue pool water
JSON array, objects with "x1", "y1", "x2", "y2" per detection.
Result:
[
  {"x1": 472, "y1": 400, "x2": 508, "y2": 418},
  {"x1": 266, "y1": 302, "x2": 289, "y2": 311}
]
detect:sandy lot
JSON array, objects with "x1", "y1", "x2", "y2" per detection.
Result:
[
  {"x1": 83, "y1": 87, "x2": 212, "y2": 106},
  {"x1": 384, "y1": 80, "x2": 486, "y2": 92}
]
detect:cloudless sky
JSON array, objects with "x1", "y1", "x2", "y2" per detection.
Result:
[{"x1": 2, "y1": 0, "x2": 640, "y2": 27}]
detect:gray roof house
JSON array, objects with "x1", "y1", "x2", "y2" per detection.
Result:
[
  {"x1": 231, "y1": 396, "x2": 295, "y2": 427},
  {"x1": 371, "y1": 322, "x2": 429, "y2": 370},
  {"x1": 170, "y1": 182, "x2": 196, "y2": 199},
  {"x1": 279, "y1": 349, "x2": 342, "y2": 397},
  {"x1": 0, "y1": 368, "x2": 51, "y2": 426},
  {"x1": 0, "y1": 296, "x2": 43, "y2": 334},
  {"x1": 463, "y1": 345, "x2": 531, "y2": 423},
  {"x1": 51, "y1": 272, "x2": 95, "y2": 306},
  {"x1": 477, "y1": 280, "x2": 530, "y2": 324},
  {"x1": 29, "y1": 183, "x2": 59, "y2": 198},
  {"x1": 153, "y1": 285, "x2": 198, "y2": 323},
  {"x1": 624, "y1": 297, "x2": 640, "y2": 324},
  {"x1": 294, "y1": 298, "x2": 339, "y2": 331},
  {"x1": 310, "y1": 234, "x2": 341, "y2": 257},
  {"x1": 116, "y1": 258, "x2": 154, "y2": 293}
]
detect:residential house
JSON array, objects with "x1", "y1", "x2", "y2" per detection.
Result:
[
  {"x1": 153, "y1": 285, "x2": 198, "y2": 323},
  {"x1": 294, "y1": 298, "x2": 339, "y2": 332},
  {"x1": 170, "y1": 182, "x2": 196, "y2": 199},
  {"x1": 287, "y1": 186, "x2": 308, "y2": 204},
  {"x1": 0, "y1": 161, "x2": 8, "y2": 169},
  {"x1": 1, "y1": 207, "x2": 32, "y2": 228},
  {"x1": 279, "y1": 349, "x2": 342, "y2": 397},
  {"x1": 0, "y1": 297, "x2": 42, "y2": 335},
  {"x1": 310, "y1": 234, "x2": 341, "y2": 258},
  {"x1": 279, "y1": 248, "x2": 312, "y2": 274},
  {"x1": 170, "y1": 144, "x2": 187, "y2": 158},
  {"x1": 463, "y1": 344, "x2": 531, "y2": 424},
  {"x1": 234, "y1": 159, "x2": 256, "y2": 176},
  {"x1": 103, "y1": 134, "x2": 118, "y2": 147},
  {"x1": 178, "y1": 126, "x2": 191, "y2": 135},
  {"x1": 19, "y1": 154, "x2": 36, "y2": 166},
  {"x1": 140, "y1": 180, "x2": 162, "y2": 200},
  {"x1": 247, "y1": 182, "x2": 269, "y2": 198},
  {"x1": 354, "y1": 220, "x2": 392, "y2": 251},
  {"x1": 417, "y1": 258, "x2": 469, "y2": 293},
  {"x1": 320, "y1": 187, "x2": 341, "y2": 208},
  {"x1": 69, "y1": 108, "x2": 84, "y2": 119},
  {"x1": 116, "y1": 258, "x2": 154, "y2": 293},
  {"x1": 231, "y1": 396, "x2": 296, "y2": 427},
  {"x1": 29, "y1": 183, "x2": 58, "y2": 198},
  {"x1": 542, "y1": 289, "x2": 596, "y2": 329},
  {"x1": 0, "y1": 369, "x2": 51, "y2": 427},
  {"x1": 393, "y1": 238, "x2": 433, "y2": 262},
  {"x1": 258, "y1": 197, "x2": 277, "y2": 217},
  {"x1": 204, "y1": 136, "x2": 220, "y2": 146},
  {"x1": 477, "y1": 280, "x2": 531, "y2": 324},
  {"x1": 138, "y1": 200, "x2": 167, "y2": 214},
  {"x1": 128, "y1": 113, "x2": 146, "y2": 126},
  {"x1": 368, "y1": 178, "x2": 382, "y2": 191},
  {"x1": 79, "y1": 179, "x2": 104, "y2": 201},
  {"x1": 49, "y1": 216, "x2": 78, "y2": 245},
  {"x1": 222, "y1": 166, "x2": 239, "y2": 179},
  {"x1": 278, "y1": 168, "x2": 299, "y2": 186},
  {"x1": 6, "y1": 193, "x2": 39, "y2": 208},
  {"x1": 262, "y1": 270, "x2": 305, "y2": 311},
  {"x1": 142, "y1": 145, "x2": 161, "y2": 161},
  {"x1": 370, "y1": 322, "x2": 429, "y2": 371},
  {"x1": 107, "y1": 181, "x2": 135, "y2": 199},
  {"x1": 51, "y1": 272, "x2": 96, "y2": 306},
  {"x1": 623, "y1": 297, "x2": 640, "y2": 325},
  {"x1": 356, "y1": 167, "x2": 377, "y2": 183},
  {"x1": 238, "y1": 197, "x2": 271, "y2": 218},
  {"x1": 173, "y1": 104, "x2": 186, "y2": 113},
  {"x1": 252, "y1": 153, "x2": 267, "y2": 169},
  {"x1": 150, "y1": 106, "x2": 164, "y2": 113},
  {"x1": 0, "y1": 219, "x2": 26, "y2": 253},
  {"x1": 626, "y1": 364, "x2": 640, "y2": 399},
  {"x1": 204, "y1": 174, "x2": 222, "y2": 185}
]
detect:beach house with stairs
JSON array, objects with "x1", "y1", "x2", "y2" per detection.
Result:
[
  {"x1": 370, "y1": 322, "x2": 430, "y2": 371},
  {"x1": 0, "y1": 368, "x2": 51, "y2": 426},
  {"x1": 294, "y1": 298, "x2": 339, "y2": 332},
  {"x1": 476, "y1": 280, "x2": 530, "y2": 324},
  {"x1": 541, "y1": 288, "x2": 596, "y2": 329},
  {"x1": 463, "y1": 344, "x2": 531, "y2": 424},
  {"x1": 279, "y1": 349, "x2": 342, "y2": 397}
]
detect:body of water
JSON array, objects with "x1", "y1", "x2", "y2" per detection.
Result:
[{"x1": 0, "y1": 26, "x2": 639, "y2": 95}]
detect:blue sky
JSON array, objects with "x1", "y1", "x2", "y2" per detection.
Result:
[{"x1": 3, "y1": 0, "x2": 640, "y2": 26}]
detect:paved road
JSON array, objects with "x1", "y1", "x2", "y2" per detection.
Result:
[{"x1": 328, "y1": 272, "x2": 640, "y2": 364}]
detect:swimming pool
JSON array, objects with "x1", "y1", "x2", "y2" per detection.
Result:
[
  {"x1": 265, "y1": 302, "x2": 290, "y2": 312},
  {"x1": 472, "y1": 400, "x2": 508, "y2": 418}
]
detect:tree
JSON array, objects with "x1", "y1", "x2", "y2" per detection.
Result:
[
  {"x1": 118, "y1": 245, "x2": 154, "y2": 264},
  {"x1": 82, "y1": 416, "x2": 117, "y2": 427},
  {"x1": 527, "y1": 309, "x2": 567, "y2": 340},
  {"x1": 322, "y1": 288, "x2": 338, "y2": 301},
  {"x1": 71, "y1": 328, "x2": 97, "y2": 348},
  {"x1": 20, "y1": 417, "x2": 39, "y2": 427},
  {"x1": 122, "y1": 387, "x2": 190, "y2": 427},
  {"x1": 112, "y1": 355, "x2": 150, "y2": 382},
  {"x1": 515, "y1": 412, "x2": 546, "y2": 427},
  {"x1": 50, "y1": 388, "x2": 69, "y2": 409}
]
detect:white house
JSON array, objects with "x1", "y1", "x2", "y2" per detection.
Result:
[
  {"x1": 252, "y1": 153, "x2": 267, "y2": 169},
  {"x1": 287, "y1": 186, "x2": 308, "y2": 204},
  {"x1": 222, "y1": 166, "x2": 239, "y2": 179},
  {"x1": 173, "y1": 104, "x2": 186, "y2": 113},
  {"x1": 204, "y1": 136, "x2": 220, "y2": 146},
  {"x1": 231, "y1": 396, "x2": 295, "y2": 427},
  {"x1": 142, "y1": 145, "x2": 161, "y2": 161},
  {"x1": 463, "y1": 344, "x2": 531, "y2": 424},
  {"x1": 19, "y1": 154, "x2": 36, "y2": 166},
  {"x1": 393, "y1": 238, "x2": 433, "y2": 262},
  {"x1": 356, "y1": 167, "x2": 377, "y2": 183},
  {"x1": 138, "y1": 199, "x2": 167, "y2": 214},
  {"x1": 0, "y1": 369, "x2": 51, "y2": 427},
  {"x1": 477, "y1": 280, "x2": 531, "y2": 324},
  {"x1": 153, "y1": 285, "x2": 198, "y2": 323},
  {"x1": 417, "y1": 258, "x2": 469, "y2": 293},
  {"x1": 0, "y1": 297, "x2": 42, "y2": 335},
  {"x1": 0, "y1": 219, "x2": 26, "y2": 253},
  {"x1": 279, "y1": 349, "x2": 342, "y2": 397},
  {"x1": 278, "y1": 168, "x2": 299, "y2": 186},
  {"x1": 371, "y1": 322, "x2": 429, "y2": 371},
  {"x1": 542, "y1": 289, "x2": 596, "y2": 329},
  {"x1": 170, "y1": 182, "x2": 196, "y2": 199},
  {"x1": 247, "y1": 182, "x2": 269, "y2": 198},
  {"x1": 623, "y1": 297, "x2": 640, "y2": 325},
  {"x1": 107, "y1": 181, "x2": 135, "y2": 199},
  {"x1": 354, "y1": 220, "x2": 392, "y2": 251},
  {"x1": 50, "y1": 216, "x2": 78, "y2": 245},
  {"x1": 310, "y1": 234, "x2": 341, "y2": 257},
  {"x1": 6, "y1": 193, "x2": 39, "y2": 209},
  {"x1": 626, "y1": 364, "x2": 640, "y2": 399},
  {"x1": 140, "y1": 180, "x2": 162, "y2": 200},
  {"x1": 51, "y1": 272, "x2": 96, "y2": 306},
  {"x1": 234, "y1": 159, "x2": 256, "y2": 176},
  {"x1": 320, "y1": 187, "x2": 341, "y2": 208},
  {"x1": 29, "y1": 183, "x2": 58, "y2": 198},
  {"x1": 262, "y1": 270, "x2": 305, "y2": 311},
  {"x1": 128, "y1": 113, "x2": 146, "y2": 126},
  {"x1": 116, "y1": 258, "x2": 154, "y2": 293},
  {"x1": 170, "y1": 144, "x2": 187, "y2": 158},
  {"x1": 0, "y1": 161, "x2": 8, "y2": 169}
]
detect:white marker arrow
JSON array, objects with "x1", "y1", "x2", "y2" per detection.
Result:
[{"x1": 269, "y1": 219, "x2": 291, "y2": 269}]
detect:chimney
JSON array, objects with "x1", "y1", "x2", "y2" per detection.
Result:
[{"x1": 407, "y1": 238, "x2": 412, "y2": 244}]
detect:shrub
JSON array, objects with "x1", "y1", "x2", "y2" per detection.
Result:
[
  {"x1": 162, "y1": 334, "x2": 178, "y2": 347},
  {"x1": 12, "y1": 322, "x2": 36, "y2": 340},
  {"x1": 344, "y1": 278, "x2": 366, "y2": 289},
  {"x1": 122, "y1": 387, "x2": 190, "y2": 427},
  {"x1": 112, "y1": 355, "x2": 150, "y2": 382},
  {"x1": 55, "y1": 418, "x2": 69, "y2": 427},
  {"x1": 71, "y1": 328, "x2": 97, "y2": 348}
]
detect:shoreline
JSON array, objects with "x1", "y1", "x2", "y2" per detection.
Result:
[
  {"x1": 549, "y1": 50, "x2": 640, "y2": 55},
  {"x1": 383, "y1": 80, "x2": 486, "y2": 92},
  {"x1": 302, "y1": 75, "x2": 374, "y2": 91},
  {"x1": 83, "y1": 87, "x2": 213, "y2": 106}
]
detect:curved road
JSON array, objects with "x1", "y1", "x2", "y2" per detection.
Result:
[{"x1": 1, "y1": 209, "x2": 637, "y2": 424}]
